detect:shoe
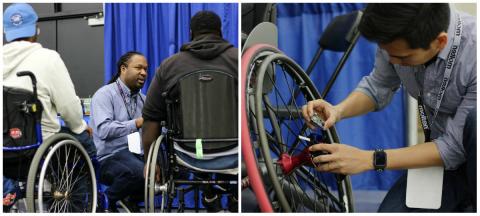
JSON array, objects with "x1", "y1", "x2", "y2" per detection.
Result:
[
  {"x1": 121, "y1": 197, "x2": 141, "y2": 213},
  {"x1": 227, "y1": 195, "x2": 238, "y2": 212},
  {"x1": 107, "y1": 199, "x2": 119, "y2": 213},
  {"x1": 202, "y1": 194, "x2": 223, "y2": 212}
]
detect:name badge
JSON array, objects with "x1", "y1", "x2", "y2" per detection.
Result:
[{"x1": 128, "y1": 132, "x2": 143, "y2": 154}]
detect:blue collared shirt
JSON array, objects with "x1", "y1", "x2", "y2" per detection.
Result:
[
  {"x1": 90, "y1": 79, "x2": 146, "y2": 160},
  {"x1": 355, "y1": 9, "x2": 476, "y2": 170}
]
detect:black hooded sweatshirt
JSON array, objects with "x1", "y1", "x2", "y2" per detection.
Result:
[{"x1": 143, "y1": 33, "x2": 238, "y2": 122}]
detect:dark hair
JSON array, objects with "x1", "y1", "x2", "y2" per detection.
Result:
[
  {"x1": 190, "y1": 10, "x2": 222, "y2": 38},
  {"x1": 359, "y1": 3, "x2": 450, "y2": 49},
  {"x1": 108, "y1": 51, "x2": 144, "y2": 84}
]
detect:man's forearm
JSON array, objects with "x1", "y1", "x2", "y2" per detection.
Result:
[
  {"x1": 142, "y1": 120, "x2": 161, "y2": 162},
  {"x1": 334, "y1": 91, "x2": 376, "y2": 120},
  {"x1": 386, "y1": 142, "x2": 444, "y2": 169}
]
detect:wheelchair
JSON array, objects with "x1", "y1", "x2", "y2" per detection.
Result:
[
  {"x1": 144, "y1": 70, "x2": 238, "y2": 212},
  {"x1": 3, "y1": 71, "x2": 97, "y2": 212},
  {"x1": 241, "y1": 11, "x2": 363, "y2": 212}
]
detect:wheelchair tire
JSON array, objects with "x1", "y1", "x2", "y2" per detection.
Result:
[
  {"x1": 145, "y1": 135, "x2": 169, "y2": 212},
  {"x1": 243, "y1": 43, "x2": 354, "y2": 212},
  {"x1": 26, "y1": 133, "x2": 97, "y2": 212},
  {"x1": 241, "y1": 43, "x2": 284, "y2": 212}
]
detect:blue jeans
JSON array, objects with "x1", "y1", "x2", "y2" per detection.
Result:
[
  {"x1": 60, "y1": 127, "x2": 97, "y2": 158},
  {"x1": 378, "y1": 108, "x2": 476, "y2": 212},
  {"x1": 99, "y1": 148, "x2": 144, "y2": 202}
]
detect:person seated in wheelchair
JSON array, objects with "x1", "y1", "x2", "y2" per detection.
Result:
[
  {"x1": 90, "y1": 51, "x2": 148, "y2": 212},
  {"x1": 142, "y1": 11, "x2": 238, "y2": 212},
  {"x1": 3, "y1": 4, "x2": 97, "y2": 206},
  {"x1": 3, "y1": 4, "x2": 96, "y2": 156}
]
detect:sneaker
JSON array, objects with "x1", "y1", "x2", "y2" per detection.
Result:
[
  {"x1": 121, "y1": 197, "x2": 141, "y2": 213},
  {"x1": 202, "y1": 194, "x2": 223, "y2": 212},
  {"x1": 227, "y1": 195, "x2": 238, "y2": 212},
  {"x1": 107, "y1": 199, "x2": 119, "y2": 213}
]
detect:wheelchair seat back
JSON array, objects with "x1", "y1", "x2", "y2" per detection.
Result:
[
  {"x1": 3, "y1": 86, "x2": 43, "y2": 180},
  {"x1": 166, "y1": 70, "x2": 237, "y2": 154}
]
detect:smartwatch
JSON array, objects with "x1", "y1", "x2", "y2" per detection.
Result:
[{"x1": 373, "y1": 149, "x2": 387, "y2": 172}]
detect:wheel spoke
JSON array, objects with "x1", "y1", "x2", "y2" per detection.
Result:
[{"x1": 246, "y1": 50, "x2": 351, "y2": 212}]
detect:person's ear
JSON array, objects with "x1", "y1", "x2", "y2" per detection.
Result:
[
  {"x1": 435, "y1": 32, "x2": 448, "y2": 51},
  {"x1": 120, "y1": 64, "x2": 127, "y2": 75}
]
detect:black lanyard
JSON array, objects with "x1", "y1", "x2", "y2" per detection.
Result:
[
  {"x1": 417, "y1": 93, "x2": 432, "y2": 142},
  {"x1": 116, "y1": 80, "x2": 138, "y2": 120},
  {"x1": 417, "y1": 14, "x2": 462, "y2": 142}
]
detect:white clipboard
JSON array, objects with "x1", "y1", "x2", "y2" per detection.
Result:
[{"x1": 406, "y1": 166, "x2": 444, "y2": 209}]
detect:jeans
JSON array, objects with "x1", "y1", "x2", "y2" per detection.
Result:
[
  {"x1": 99, "y1": 148, "x2": 145, "y2": 202},
  {"x1": 378, "y1": 108, "x2": 476, "y2": 212},
  {"x1": 60, "y1": 127, "x2": 97, "y2": 158},
  {"x1": 463, "y1": 108, "x2": 476, "y2": 211}
]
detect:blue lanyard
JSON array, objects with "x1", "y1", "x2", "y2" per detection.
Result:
[{"x1": 116, "y1": 80, "x2": 138, "y2": 120}]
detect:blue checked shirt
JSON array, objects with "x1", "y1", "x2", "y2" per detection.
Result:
[{"x1": 89, "y1": 79, "x2": 146, "y2": 161}]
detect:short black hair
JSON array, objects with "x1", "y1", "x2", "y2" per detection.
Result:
[
  {"x1": 108, "y1": 51, "x2": 144, "y2": 84},
  {"x1": 190, "y1": 10, "x2": 222, "y2": 38},
  {"x1": 359, "y1": 3, "x2": 450, "y2": 49}
]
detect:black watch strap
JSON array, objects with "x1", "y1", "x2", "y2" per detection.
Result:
[{"x1": 373, "y1": 149, "x2": 387, "y2": 172}]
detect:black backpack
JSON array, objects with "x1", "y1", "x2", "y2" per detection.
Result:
[{"x1": 3, "y1": 72, "x2": 43, "y2": 180}]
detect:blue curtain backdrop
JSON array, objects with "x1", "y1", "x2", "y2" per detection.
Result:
[
  {"x1": 104, "y1": 3, "x2": 237, "y2": 208},
  {"x1": 277, "y1": 3, "x2": 406, "y2": 190},
  {"x1": 105, "y1": 3, "x2": 238, "y2": 94}
]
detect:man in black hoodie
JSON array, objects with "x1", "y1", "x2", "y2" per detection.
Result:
[{"x1": 142, "y1": 11, "x2": 238, "y2": 212}]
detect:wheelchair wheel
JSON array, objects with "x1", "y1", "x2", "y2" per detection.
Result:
[
  {"x1": 241, "y1": 43, "x2": 283, "y2": 212},
  {"x1": 242, "y1": 44, "x2": 354, "y2": 212},
  {"x1": 145, "y1": 135, "x2": 169, "y2": 212},
  {"x1": 26, "y1": 133, "x2": 97, "y2": 212}
]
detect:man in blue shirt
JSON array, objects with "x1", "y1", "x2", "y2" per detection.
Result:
[
  {"x1": 303, "y1": 4, "x2": 476, "y2": 212},
  {"x1": 90, "y1": 51, "x2": 148, "y2": 212}
]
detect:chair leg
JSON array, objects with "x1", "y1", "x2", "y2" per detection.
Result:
[
  {"x1": 178, "y1": 188, "x2": 185, "y2": 212},
  {"x1": 194, "y1": 186, "x2": 199, "y2": 212}
]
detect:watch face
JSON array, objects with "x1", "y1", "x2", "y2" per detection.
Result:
[{"x1": 375, "y1": 150, "x2": 386, "y2": 169}]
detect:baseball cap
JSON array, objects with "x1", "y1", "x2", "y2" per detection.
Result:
[{"x1": 3, "y1": 3, "x2": 38, "y2": 42}]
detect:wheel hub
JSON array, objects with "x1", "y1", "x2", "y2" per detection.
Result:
[
  {"x1": 155, "y1": 183, "x2": 168, "y2": 194},
  {"x1": 53, "y1": 190, "x2": 69, "y2": 200},
  {"x1": 277, "y1": 147, "x2": 314, "y2": 175}
]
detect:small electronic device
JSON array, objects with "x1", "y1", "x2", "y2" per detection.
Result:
[{"x1": 310, "y1": 112, "x2": 325, "y2": 129}]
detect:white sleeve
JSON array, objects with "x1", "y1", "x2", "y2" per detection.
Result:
[{"x1": 48, "y1": 52, "x2": 87, "y2": 134}]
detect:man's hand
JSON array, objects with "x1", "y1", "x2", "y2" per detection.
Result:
[
  {"x1": 86, "y1": 127, "x2": 93, "y2": 137},
  {"x1": 135, "y1": 117, "x2": 144, "y2": 129},
  {"x1": 143, "y1": 164, "x2": 161, "y2": 183},
  {"x1": 310, "y1": 143, "x2": 373, "y2": 175},
  {"x1": 302, "y1": 99, "x2": 342, "y2": 129}
]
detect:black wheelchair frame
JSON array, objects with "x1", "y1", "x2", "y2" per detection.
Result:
[{"x1": 145, "y1": 70, "x2": 238, "y2": 212}]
